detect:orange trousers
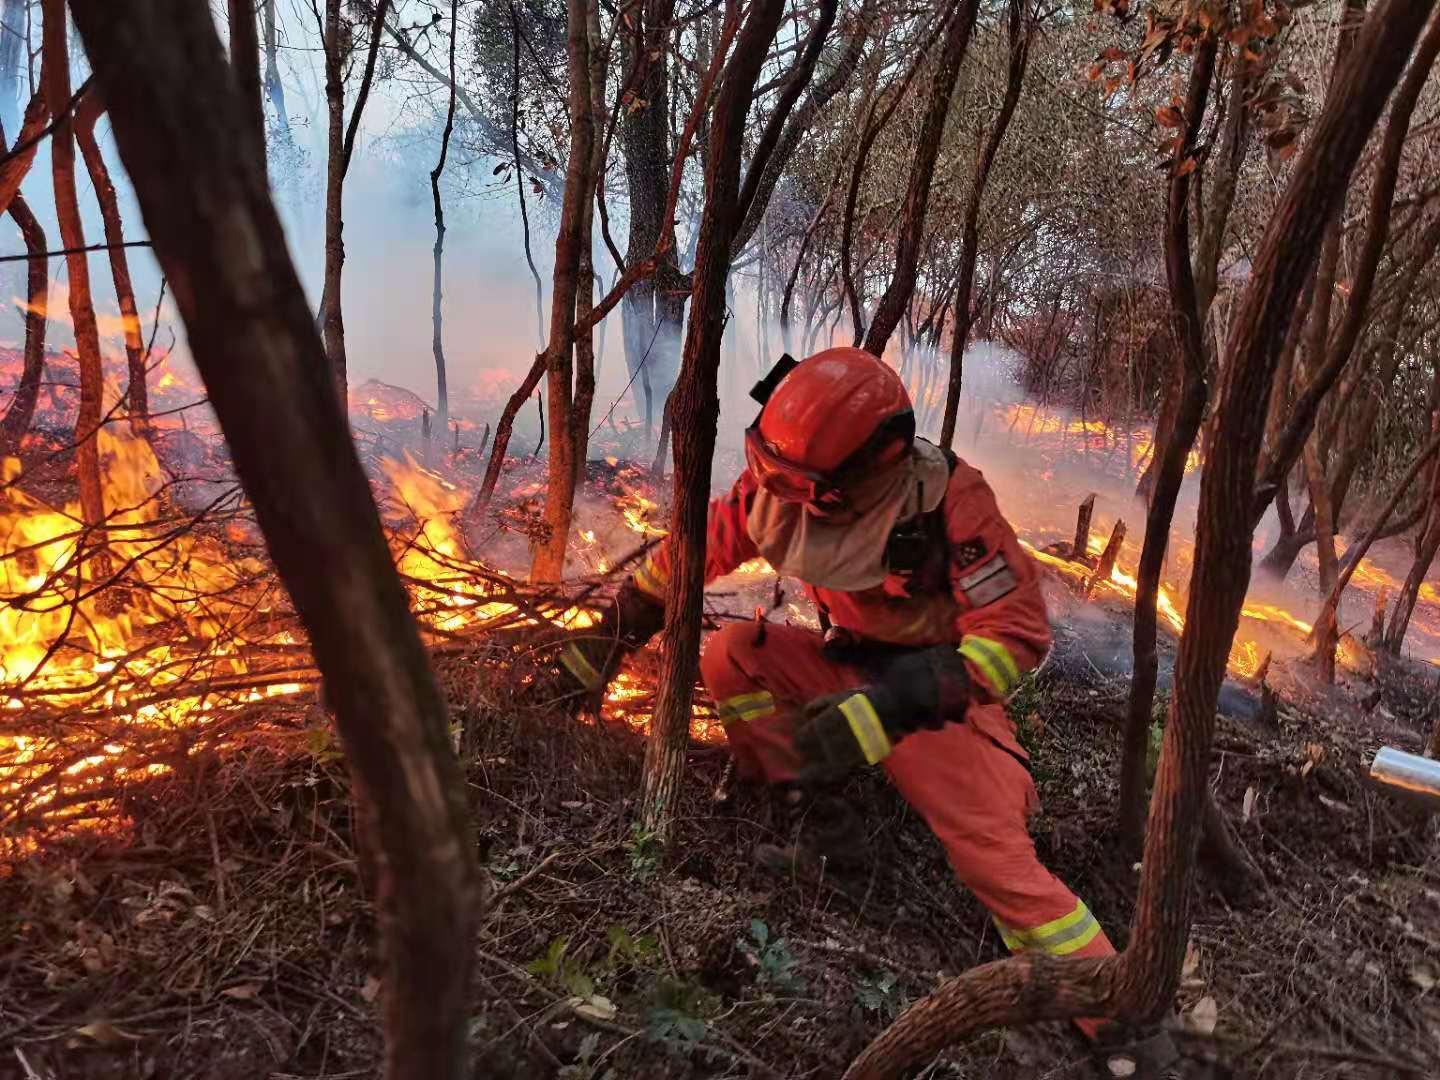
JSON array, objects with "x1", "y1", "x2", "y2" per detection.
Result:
[{"x1": 701, "y1": 622, "x2": 1115, "y2": 1035}]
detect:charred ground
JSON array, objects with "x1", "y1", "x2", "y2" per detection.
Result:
[{"x1": 4, "y1": 566, "x2": 1436, "y2": 1080}]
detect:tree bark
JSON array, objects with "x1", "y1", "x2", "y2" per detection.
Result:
[
  {"x1": 430, "y1": 0, "x2": 458, "y2": 434},
  {"x1": 263, "y1": 0, "x2": 289, "y2": 137},
  {"x1": 844, "y1": 5, "x2": 1434, "y2": 1072},
  {"x1": 42, "y1": 0, "x2": 104, "y2": 533},
  {"x1": 229, "y1": 0, "x2": 265, "y2": 161},
  {"x1": 74, "y1": 93, "x2": 149, "y2": 433},
  {"x1": 1118, "y1": 33, "x2": 1217, "y2": 854},
  {"x1": 1311, "y1": 425, "x2": 1440, "y2": 665},
  {"x1": 619, "y1": 0, "x2": 682, "y2": 431},
  {"x1": 862, "y1": 0, "x2": 980, "y2": 358},
  {"x1": 0, "y1": 89, "x2": 49, "y2": 219},
  {"x1": 66, "y1": 6, "x2": 479, "y2": 1078},
  {"x1": 0, "y1": 192, "x2": 45, "y2": 456},
  {"x1": 0, "y1": 0, "x2": 23, "y2": 137},
  {"x1": 1384, "y1": 366, "x2": 1440, "y2": 653},
  {"x1": 319, "y1": 0, "x2": 391, "y2": 399},
  {"x1": 642, "y1": 0, "x2": 788, "y2": 834},
  {"x1": 531, "y1": 0, "x2": 599, "y2": 584},
  {"x1": 939, "y1": 0, "x2": 1033, "y2": 448}
]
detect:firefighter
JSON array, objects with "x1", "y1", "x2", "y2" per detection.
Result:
[{"x1": 555, "y1": 347, "x2": 1196, "y2": 1078}]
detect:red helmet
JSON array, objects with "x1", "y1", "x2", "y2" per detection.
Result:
[{"x1": 746, "y1": 348, "x2": 914, "y2": 511}]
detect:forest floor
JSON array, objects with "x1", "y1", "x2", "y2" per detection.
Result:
[{"x1": 4, "y1": 559, "x2": 1439, "y2": 1080}]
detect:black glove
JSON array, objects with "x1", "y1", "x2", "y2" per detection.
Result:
[
  {"x1": 554, "y1": 580, "x2": 664, "y2": 709},
  {"x1": 792, "y1": 645, "x2": 970, "y2": 781}
]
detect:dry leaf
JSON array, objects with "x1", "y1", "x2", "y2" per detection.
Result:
[
  {"x1": 73, "y1": 1021, "x2": 141, "y2": 1047},
  {"x1": 1106, "y1": 1054, "x2": 1138, "y2": 1077},
  {"x1": 1185, "y1": 995, "x2": 1218, "y2": 1035},
  {"x1": 1182, "y1": 940, "x2": 1202, "y2": 979},
  {"x1": 1242, "y1": 786, "x2": 1257, "y2": 822},
  {"x1": 221, "y1": 983, "x2": 263, "y2": 1001},
  {"x1": 1411, "y1": 966, "x2": 1436, "y2": 991},
  {"x1": 360, "y1": 974, "x2": 382, "y2": 1004},
  {"x1": 572, "y1": 994, "x2": 617, "y2": 1021}
]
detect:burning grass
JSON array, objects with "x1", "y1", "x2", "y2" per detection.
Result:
[{"x1": 3, "y1": 607, "x2": 1438, "y2": 1078}]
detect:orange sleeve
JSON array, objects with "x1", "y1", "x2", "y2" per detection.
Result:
[
  {"x1": 943, "y1": 466, "x2": 1051, "y2": 702},
  {"x1": 633, "y1": 471, "x2": 761, "y2": 601}
]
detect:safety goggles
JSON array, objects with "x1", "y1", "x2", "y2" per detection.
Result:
[
  {"x1": 743, "y1": 410, "x2": 918, "y2": 515},
  {"x1": 744, "y1": 424, "x2": 849, "y2": 513}
]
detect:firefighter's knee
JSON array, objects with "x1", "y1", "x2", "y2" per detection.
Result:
[{"x1": 699, "y1": 621, "x2": 766, "y2": 693}]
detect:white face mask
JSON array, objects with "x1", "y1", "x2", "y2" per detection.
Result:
[{"x1": 745, "y1": 439, "x2": 950, "y2": 590}]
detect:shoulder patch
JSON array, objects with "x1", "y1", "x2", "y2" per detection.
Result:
[{"x1": 958, "y1": 552, "x2": 1018, "y2": 608}]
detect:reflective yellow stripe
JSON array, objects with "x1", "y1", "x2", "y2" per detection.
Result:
[
  {"x1": 717, "y1": 690, "x2": 775, "y2": 724},
  {"x1": 997, "y1": 901, "x2": 1102, "y2": 956},
  {"x1": 994, "y1": 918, "x2": 1025, "y2": 952},
  {"x1": 561, "y1": 642, "x2": 603, "y2": 690},
  {"x1": 837, "y1": 693, "x2": 892, "y2": 765},
  {"x1": 633, "y1": 557, "x2": 668, "y2": 600},
  {"x1": 959, "y1": 635, "x2": 1021, "y2": 697}
]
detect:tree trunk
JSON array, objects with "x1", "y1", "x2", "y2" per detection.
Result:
[
  {"x1": 74, "y1": 93, "x2": 149, "y2": 433},
  {"x1": 0, "y1": 192, "x2": 46, "y2": 456},
  {"x1": 619, "y1": 0, "x2": 682, "y2": 432},
  {"x1": 430, "y1": 1, "x2": 458, "y2": 434},
  {"x1": 318, "y1": 0, "x2": 391, "y2": 400},
  {"x1": 67, "y1": 6, "x2": 479, "y2": 1079},
  {"x1": 229, "y1": 0, "x2": 265, "y2": 161},
  {"x1": 939, "y1": 0, "x2": 1032, "y2": 448},
  {"x1": 0, "y1": 90, "x2": 50, "y2": 218},
  {"x1": 642, "y1": 0, "x2": 787, "y2": 834},
  {"x1": 263, "y1": 0, "x2": 289, "y2": 137},
  {"x1": 1118, "y1": 33, "x2": 1216, "y2": 854},
  {"x1": 475, "y1": 353, "x2": 546, "y2": 509},
  {"x1": 42, "y1": 0, "x2": 104, "y2": 533},
  {"x1": 531, "y1": 0, "x2": 598, "y2": 584},
  {"x1": 862, "y1": 0, "x2": 980, "y2": 357},
  {"x1": 1311, "y1": 426, "x2": 1440, "y2": 664},
  {"x1": 843, "y1": 5, "x2": 1434, "y2": 1072},
  {"x1": 1385, "y1": 382, "x2": 1440, "y2": 653},
  {"x1": 320, "y1": 0, "x2": 347, "y2": 396},
  {"x1": 508, "y1": 1, "x2": 545, "y2": 349},
  {"x1": 0, "y1": 0, "x2": 23, "y2": 136}
]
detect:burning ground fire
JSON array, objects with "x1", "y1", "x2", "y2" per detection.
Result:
[{"x1": 1, "y1": 355, "x2": 1431, "y2": 861}]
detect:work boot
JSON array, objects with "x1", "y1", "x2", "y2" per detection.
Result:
[{"x1": 1094, "y1": 1026, "x2": 1229, "y2": 1080}]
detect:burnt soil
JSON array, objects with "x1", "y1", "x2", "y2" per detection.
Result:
[{"x1": 3, "y1": 580, "x2": 1439, "y2": 1080}]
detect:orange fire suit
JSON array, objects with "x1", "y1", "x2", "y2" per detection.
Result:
[{"x1": 633, "y1": 456, "x2": 1115, "y2": 1020}]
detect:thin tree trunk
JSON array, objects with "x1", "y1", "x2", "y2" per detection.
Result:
[
  {"x1": 510, "y1": 0, "x2": 545, "y2": 348},
  {"x1": 475, "y1": 354, "x2": 546, "y2": 509},
  {"x1": 1385, "y1": 371, "x2": 1440, "y2": 653},
  {"x1": 643, "y1": 0, "x2": 788, "y2": 835},
  {"x1": 0, "y1": 0, "x2": 23, "y2": 137},
  {"x1": 862, "y1": 0, "x2": 980, "y2": 357},
  {"x1": 320, "y1": 0, "x2": 346, "y2": 393},
  {"x1": 1118, "y1": 34, "x2": 1217, "y2": 854},
  {"x1": 843, "y1": 6, "x2": 1433, "y2": 1072},
  {"x1": 0, "y1": 89, "x2": 49, "y2": 218},
  {"x1": 319, "y1": 0, "x2": 391, "y2": 399},
  {"x1": 42, "y1": 0, "x2": 104, "y2": 532},
  {"x1": 430, "y1": 1, "x2": 458, "y2": 434},
  {"x1": 939, "y1": 0, "x2": 1033, "y2": 448},
  {"x1": 263, "y1": 0, "x2": 289, "y2": 137},
  {"x1": 67, "y1": 7, "x2": 478, "y2": 1079},
  {"x1": 0, "y1": 191, "x2": 45, "y2": 455},
  {"x1": 74, "y1": 93, "x2": 149, "y2": 433},
  {"x1": 229, "y1": 0, "x2": 265, "y2": 161},
  {"x1": 531, "y1": 0, "x2": 598, "y2": 584},
  {"x1": 1311, "y1": 425, "x2": 1440, "y2": 665}
]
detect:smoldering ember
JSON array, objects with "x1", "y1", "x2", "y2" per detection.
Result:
[{"x1": 1, "y1": 2, "x2": 1440, "y2": 1078}]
